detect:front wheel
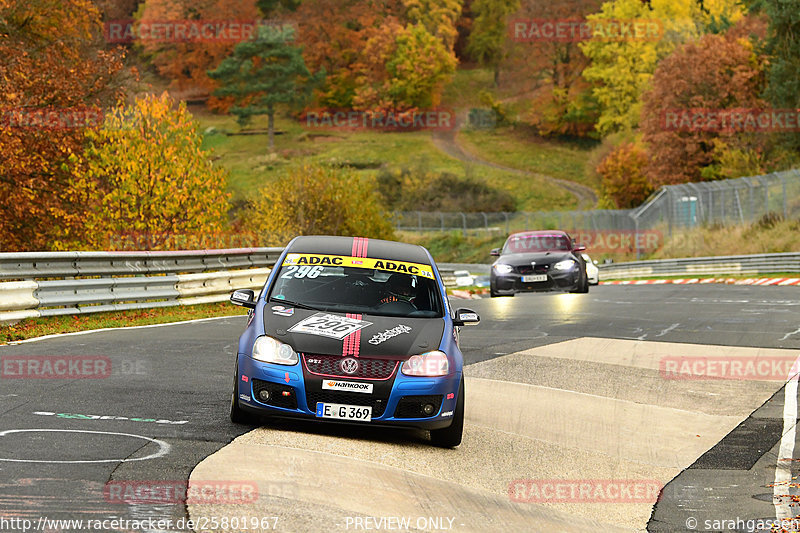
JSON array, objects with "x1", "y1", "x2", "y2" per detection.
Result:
[
  {"x1": 230, "y1": 358, "x2": 257, "y2": 424},
  {"x1": 430, "y1": 377, "x2": 464, "y2": 448}
]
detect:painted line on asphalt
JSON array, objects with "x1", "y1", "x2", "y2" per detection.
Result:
[
  {"x1": 2, "y1": 315, "x2": 245, "y2": 346},
  {"x1": 0, "y1": 429, "x2": 171, "y2": 464},
  {"x1": 773, "y1": 355, "x2": 800, "y2": 520}
]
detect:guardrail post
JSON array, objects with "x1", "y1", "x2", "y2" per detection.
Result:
[{"x1": 461, "y1": 212, "x2": 467, "y2": 237}]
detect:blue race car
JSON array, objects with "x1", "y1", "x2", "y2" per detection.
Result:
[{"x1": 228, "y1": 235, "x2": 480, "y2": 448}]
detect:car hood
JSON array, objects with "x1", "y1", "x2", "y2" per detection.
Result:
[
  {"x1": 495, "y1": 251, "x2": 575, "y2": 266},
  {"x1": 263, "y1": 307, "x2": 445, "y2": 360}
]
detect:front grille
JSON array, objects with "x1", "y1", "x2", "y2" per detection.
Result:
[
  {"x1": 518, "y1": 264, "x2": 551, "y2": 275},
  {"x1": 303, "y1": 354, "x2": 398, "y2": 380},
  {"x1": 306, "y1": 391, "x2": 388, "y2": 417},
  {"x1": 394, "y1": 395, "x2": 443, "y2": 419},
  {"x1": 252, "y1": 379, "x2": 297, "y2": 409}
]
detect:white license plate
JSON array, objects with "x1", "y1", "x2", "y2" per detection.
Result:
[
  {"x1": 522, "y1": 274, "x2": 548, "y2": 283},
  {"x1": 315, "y1": 402, "x2": 372, "y2": 421}
]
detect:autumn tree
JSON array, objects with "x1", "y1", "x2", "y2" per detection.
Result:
[
  {"x1": 354, "y1": 21, "x2": 458, "y2": 110},
  {"x1": 67, "y1": 93, "x2": 230, "y2": 249},
  {"x1": 640, "y1": 30, "x2": 766, "y2": 186},
  {"x1": 0, "y1": 0, "x2": 125, "y2": 251},
  {"x1": 580, "y1": 0, "x2": 746, "y2": 135},
  {"x1": 208, "y1": 25, "x2": 321, "y2": 150},
  {"x1": 292, "y1": 0, "x2": 405, "y2": 108},
  {"x1": 466, "y1": 0, "x2": 520, "y2": 85},
  {"x1": 503, "y1": 0, "x2": 603, "y2": 137},
  {"x1": 596, "y1": 143, "x2": 653, "y2": 207},
  {"x1": 136, "y1": 0, "x2": 260, "y2": 109},
  {"x1": 402, "y1": 0, "x2": 463, "y2": 50},
  {"x1": 759, "y1": 0, "x2": 800, "y2": 151},
  {"x1": 244, "y1": 164, "x2": 395, "y2": 246}
]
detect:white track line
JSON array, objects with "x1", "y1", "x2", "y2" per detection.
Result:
[{"x1": 774, "y1": 355, "x2": 800, "y2": 520}]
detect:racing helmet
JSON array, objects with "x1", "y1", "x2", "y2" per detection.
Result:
[{"x1": 386, "y1": 273, "x2": 415, "y2": 302}]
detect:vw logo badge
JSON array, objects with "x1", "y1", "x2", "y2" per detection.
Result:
[{"x1": 340, "y1": 358, "x2": 359, "y2": 375}]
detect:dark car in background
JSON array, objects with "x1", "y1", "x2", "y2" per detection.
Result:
[{"x1": 489, "y1": 230, "x2": 589, "y2": 297}]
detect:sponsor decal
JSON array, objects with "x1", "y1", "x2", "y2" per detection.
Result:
[
  {"x1": 239, "y1": 394, "x2": 251, "y2": 402},
  {"x1": 282, "y1": 254, "x2": 435, "y2": 279},
  {"x1": 321, "y1": 380, "x2": 373, "y2": 394},
  {"x1": 241, "y1": 375, "x2": 249, "y2": 382},
  {"x1": 340, "y1": 358, "x2": 359, "y2": 375},
  {"x1": 368, "y1": 325, "x2": 412, "y2": 345},
  {"x1": 441, "y1": 411, "x2": 454, "y2": 417},
  {"x1": 289, "y1": 313, "x2": 373, "y2": 341},
  {"x1": 32, "y1": 411, "x2": 187, "y2": 425},
  {"x1": 446, "y1": 393, "x2": 455, "y2": 400},
  {"x1": 271, "y1": 305, "x2": 295, "y2": 317}
]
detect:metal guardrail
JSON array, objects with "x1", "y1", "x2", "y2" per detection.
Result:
[
  {"x1": 598, "y1": 253, "x2": 800, "y2": 279},
  {"x1": 0, "y1": 249, "x2": 463, "y2": 324},
  {"x1": 0, "y1": 249, "x2": 284, "y2": 280}
]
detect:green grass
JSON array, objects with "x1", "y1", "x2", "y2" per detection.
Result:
[
  {"x1": 458, "y1": 127, "x2": 600, "y2": 190},
  {"x1": 441, "y1": 68, "x2": 496, "y2": 109},
  {"x1": 196, "y1": 110, "x2": 577, "y2": 211},
  {"x1": 0, "y1": 302, "x2": 246, "y2": 344}
]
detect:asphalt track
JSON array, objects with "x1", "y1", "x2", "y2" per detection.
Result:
[{"x1": 1, "y1": 285, "x2": 799, "y2": 532}]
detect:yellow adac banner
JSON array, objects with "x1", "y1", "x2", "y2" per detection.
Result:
[{"x1": 282, "y1": 253, "x2": 435, "y2": 279}]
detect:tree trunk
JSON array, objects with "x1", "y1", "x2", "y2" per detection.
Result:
[{"x1": 267, "y1": 109, "x2": 275, "y2": 152}]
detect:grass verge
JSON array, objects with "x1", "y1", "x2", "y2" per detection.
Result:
[{"x1": 0, "y1": 302, "x2": 246, "y2": 344}]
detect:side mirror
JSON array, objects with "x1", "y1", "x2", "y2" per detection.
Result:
[
  {"x1": 453, "y1": 308, "x2": 480, "y2": 327},
  {"x1": 490, "y1": 248, "x2": 501, "y2": 257},
  {"x1": 573, "y1": 244, "x2": 586, "y2": 253},
  {"x1": 230, "y1": 289, "x2": 256, "y2": 309}
]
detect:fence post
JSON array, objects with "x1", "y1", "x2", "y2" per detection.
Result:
[
  {"x1": 782, "y1": 173, "x2": 788, "y2": 218},
  {"x1": 504, "y1": 212, "x2": 510, "y2": 234},
  {"x1": 461, "y1": 212, "x2": 467, "y2": 237}
]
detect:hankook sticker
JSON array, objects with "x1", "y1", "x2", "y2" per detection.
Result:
[{"x1": 288, "y1": 313, "x2": 373, "y2": 340}]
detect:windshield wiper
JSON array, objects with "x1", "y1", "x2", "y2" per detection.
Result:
[{"x1": 268, "y1": 297, "x2": 320, "y2": 311}]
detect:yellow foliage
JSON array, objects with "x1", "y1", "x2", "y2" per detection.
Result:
[
  {"x1": 244, "y1": 164, "x2": 396, "y2": 246},
  {"x1": 67, "y1": 93, "x2": 230, "y2": 249}
]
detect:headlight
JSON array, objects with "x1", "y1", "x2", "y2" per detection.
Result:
[
  {"x1": 252, "y1": 336, "x2": 298, "y2": 366},
  {"x1": 553, "y1": 260, "x2": 577, "y2": 271},
  {"x1": 402, "y1": 351, "x2": 449, "y2": 377},
  {"x1": 493, "y1": 263, "x2": 514, "y2": 274}
]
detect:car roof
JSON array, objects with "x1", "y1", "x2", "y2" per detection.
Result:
[
  {"x1": 286, "y1": 235, "x2": 433, "y2": 265},
  {"x1": 508, "y1": 230, "x2": 570, "y2": 238}
]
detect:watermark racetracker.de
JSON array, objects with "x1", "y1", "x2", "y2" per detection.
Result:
[
  {"x1": 1, "y1": 356, "x2": 111, "y2": 379},
  {"x1": 508, "y1": 479, "x2": 662, "y2": 503},
  {"x1": 509, "y1": 18, "x2": 663, "y2": 42},
  {"x1": 660, "y1": 356, "x2": 800, "y2": 381}
]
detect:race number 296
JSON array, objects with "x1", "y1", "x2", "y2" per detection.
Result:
[{"x1": 287, "y1": 313, "x2": 372, "y2": 340}]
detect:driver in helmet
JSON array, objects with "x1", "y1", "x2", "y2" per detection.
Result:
[{"x1": 379, "y1": 273, "x2": 416, "y2": 306}]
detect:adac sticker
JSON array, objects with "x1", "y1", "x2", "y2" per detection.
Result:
[
  {"x1": 282, "y1": 254, "x2": 435, "y2": 279},
  {"x1": 271, "y1": 305, "x2": 294, "y2": 317}
]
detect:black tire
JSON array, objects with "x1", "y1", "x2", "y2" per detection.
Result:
[
  {"x1": 230, "y1": 359, "x2": 257, "y2": 424},
  {"x1": 430, "y1": 377, "x2": 464, "y2": 448},
  {"x1": 570, "y1": 270, "x2": 590, "y2": 294}
]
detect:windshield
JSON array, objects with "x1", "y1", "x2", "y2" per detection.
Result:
[
  {"x1": 503, "y1": 234, "x2": 573, "y2": 254},
  {"x1": 268, "y1": 254, "x2": 444, "y2": 318}
]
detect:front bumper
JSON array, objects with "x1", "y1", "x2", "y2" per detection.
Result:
[
  {"x1": 491, "y1": 268, "x2": 581, "y2": 294},
  {"x1": 235, "y1": 354, "x2": 461, "y2": 430}
]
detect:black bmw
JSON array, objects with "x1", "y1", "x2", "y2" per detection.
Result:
[{"x1": 489, "y1": 230, "x2": 589, "y2": 297}]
